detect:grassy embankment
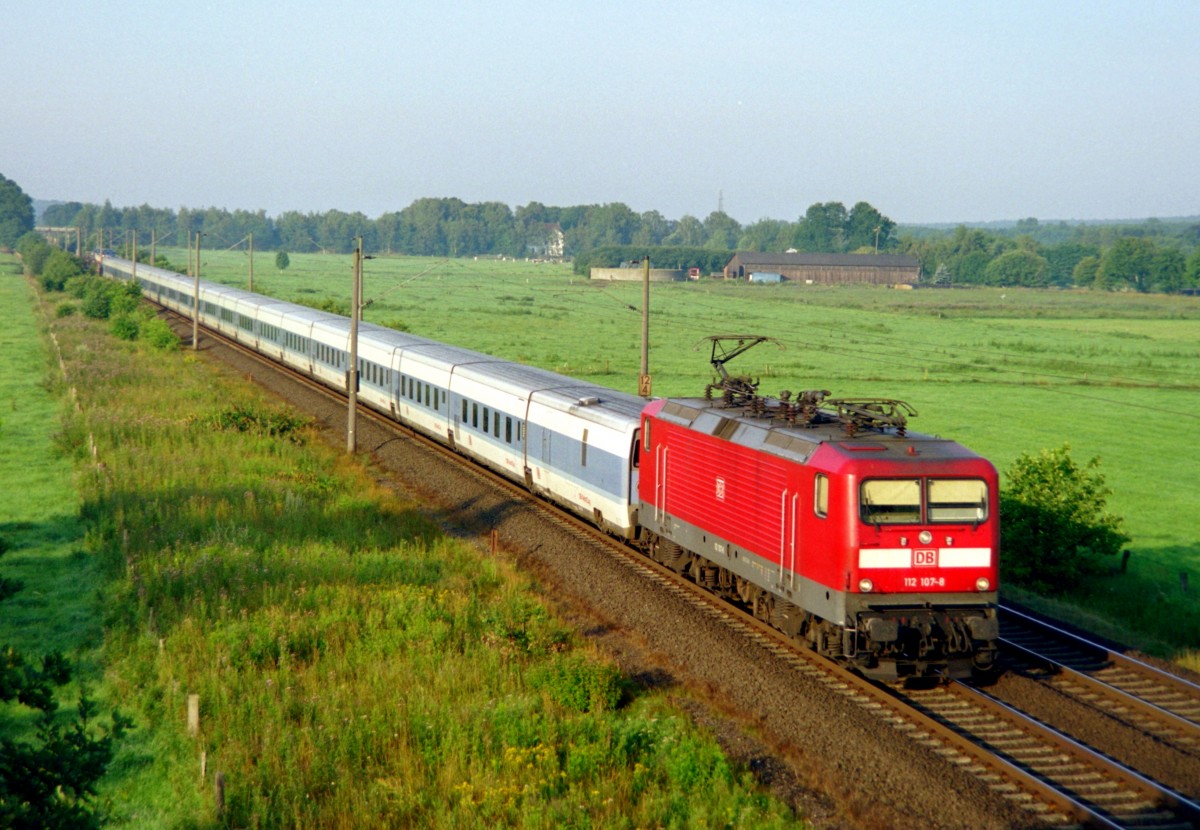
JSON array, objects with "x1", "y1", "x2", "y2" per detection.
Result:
[
  {"x1": 0, "y1": 255, "x2": 103, "y2": 744},
  {"x1": 9, "y1": 255, "x2": 800, "y2": 827},
  {"x1": 175, "y1": 248, "x2": 1200, "y2": 665}
]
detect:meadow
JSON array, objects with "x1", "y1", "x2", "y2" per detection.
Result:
[
  {"x1": 166, "y1": 246, "x2": 1200, "y2": 657},
  {"x1": 3, "y1": 254, "x2": 801, "y2": 827}
]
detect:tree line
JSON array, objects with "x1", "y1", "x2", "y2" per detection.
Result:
[
  {"x1": 40, "y1": 197, "x2": 900, "y2": 261},
  {"x1": 899, "y1": 221, "x2": 1200, "y2": 293},
  {"x1": 18, "y1": 177, "x2": 1200, "y2": 293}
]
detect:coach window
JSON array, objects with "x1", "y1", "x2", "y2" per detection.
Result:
[
  {"x1": 493, "y1": 412, "x2": 501, "y2": 438},
  {"x1": 860, "y1": 479, "x2": 921, "y2": 525},
  {"x1": 505, "y1": 416, "x2": 513, "y2": 444},
  {"x1": 483, "y1": 407, "x2": 489, "y2": 433},
  {"x1": 928, "y1": 479, "x2": 988, "y2": 523},
  {"x1": 815, "y1": 474, "x2": 829, "y2": 518},
  {"x1": 472, "y1": 403, "x2": 479, "y2": 429}
]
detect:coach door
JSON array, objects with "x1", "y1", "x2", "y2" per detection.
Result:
[{"x1": 779, "y1": 489, "x2": 800, "y2": 590}]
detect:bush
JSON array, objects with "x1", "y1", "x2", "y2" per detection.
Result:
[
  {"x1": 16, "y1": 233, "x2": 52, "y2": 276},
  {"x1": 529, "y1": 654, "x2": 623, "y2": 712},
  {"x1": 1000, "y1": 444, "x2": 1130, "y2": 593},
  {"x1": 110, "y1": 314, "x2": 140, "y2": 341},
  {"x1": 109, "y1": 282, "x2": 142, "y2": 315},
  {"x1": 139, "y1": 317, "x2": 179, "y2": 350},
  {"x1": 81, "y1": 285, "x2": 112, "y2": 320},
  {"x1": 275, "y1": 250, "x2": 290, "y2": 271},
  {"x1": 56, "y1": 303, "x2": 77, "y2": 318},
  {"x1": 199, "y1": 405, "x2": 309, "y2": 442},
  {"x1": 40, "y1": 250, "x2": 84, "y2": 291}
]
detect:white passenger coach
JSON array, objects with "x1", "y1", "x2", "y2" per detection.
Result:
[{"x1": 100, "y1": 256, "x2": 644, "y2": 538}]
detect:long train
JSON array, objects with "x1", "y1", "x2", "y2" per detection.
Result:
[{"x1": 99, "y1": 255, "x2": 999, "y2": 681}]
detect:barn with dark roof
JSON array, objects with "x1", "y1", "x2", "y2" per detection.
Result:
[{"x1": 723, "y1": 251, "x2": 920, "y2": 285}]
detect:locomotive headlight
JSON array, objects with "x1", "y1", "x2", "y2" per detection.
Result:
[
  {"x1": 919, "y1": 530, "x2": 933, "y2": 545},
  {"x1": 858, "y1": 578, "x2": 874, "y2": 593},
  {"x1": 975, "y1": 577, "x2": 991, "y2": 592}
]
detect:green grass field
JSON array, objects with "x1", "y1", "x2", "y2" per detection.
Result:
[
  {"x1": 5, "y1": 255, "x2": 802, "y2": 827},
  {"x1": 0, "y1": 259, "x2": 101, "y2": 684}
]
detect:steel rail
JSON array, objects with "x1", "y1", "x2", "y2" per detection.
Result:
[
  {"x1": 949, "y1": 679, "x2": 1200, "y2": 829},
  {"x1": 1000, "y1": 604, "x2": 1200, "y2": 742}
]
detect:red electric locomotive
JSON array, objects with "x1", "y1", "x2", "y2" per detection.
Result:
[{"x1": 636, "y1": 338, "x2": 999, "y2": 681}]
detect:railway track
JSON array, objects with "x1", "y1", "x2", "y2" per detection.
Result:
[
  {"x1": 999, "y1": 604, "x2": 1200, "y2": 756},
  {"x1": 162, "y1": 305, "x2": 1200, "y2": 829}
]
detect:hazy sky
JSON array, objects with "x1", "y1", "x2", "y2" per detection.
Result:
[{"x1": 4, "y1": 1, "x2": 1198, "y2": 224}]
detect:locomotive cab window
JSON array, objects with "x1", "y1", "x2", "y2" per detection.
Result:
[
  {"x1": 928, "y1": 479, "x2": 988, "y2": 523},
  {"x1": 860, "y1": 479, "x2": 921, "y2": 524},
  {"x1": 815, "y1": 474, "x2": 829, "y2": 518}
]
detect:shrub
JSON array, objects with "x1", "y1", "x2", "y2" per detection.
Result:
[
  {"x1": 275, "y1": 250, "x2": 290, "y2": 271},
  {"x1": 40, "y1": 250, "x2": 84, "y2": 291},
  {"x1": 529, "y1": 654, "x2": 623, "y2": 712},
  {"x1": 299, "y1": 297, "x2": 349, "y2": 316},
  {"x1": 109, "y1": 281, "x2": 142, "y2": 315},
  {"x1": 139, "y1": 317, "x2": 179, "y2": 350},
  {"x1": 110, "y1": 314, "x2": 140, "y2": 341},
  {"x1": 56, "y1": 303, "x2": 77, "y2": 318},
  {"x1": 1000, "y1": 444, "x2": 1130, "y2": 593},
  {"x1": 81, "y1": 285, "x2": 112, "y2": 320},
  {"x1": 15, "y1": 232, "x2": 51, "y2": 275},
  {"x1": 199, "y1": 405, "x2": 309, "y2": 442}
]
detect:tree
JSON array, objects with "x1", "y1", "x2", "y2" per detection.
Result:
[
  {"x1": 1000, "y1": 445, "x2": 1129, "y2": 594},
  {"x1": 1185, "y1": 249, "x2": 1200, "y2": 290},
  {"x1": 983, "y1": 249, "x2": 1049, "y2": 287},
  {"x1": 40, "y1": 250, "x2": 84, "y2": 291},
  {"x1": 0, "y1": 174, "x2": 35, "y2": 249},
  {"x1": 42, "y1": 202, "x2": 83, "y2": 228},
  {"x1": 1151, "y1": 247, "x2": 1186, "y2": 293},
  {"x1": 845, "y1": 201, "x2": 895, "y2": 252},
  {"x1": 15, "y1": 232, "x2": 52, "y2": 276},
  {"x1": 1042, "y1": 242, "x2": 1099, "y2": 287},
  {"x1": 793, "y1": 201, "x2": 848, "y2": 252},
  {"x1": 1, "y1": 540, "x2": 130, "y2": 827},
  {"x1": 663, "y1": 214, "x2": 706, "y2": 247},
  {"x1": 275, "y1": 250, "x2": 290, "y2": 271},
  {"x1": 701, "y1": 211, "x2": 741, "y2": 250},
  {"x1": 1097, "y1": 237, "x2": 1157, "y2": 291},
  {"x1": 737, "y1": 218, "x2": 793, "y2": 252},
  {"x1": 1072, "y1": 255, "x2": 1100, "y2": 287}
]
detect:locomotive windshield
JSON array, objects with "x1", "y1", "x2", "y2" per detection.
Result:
[{"x1": 860, "y1": 478, "x2": 988, "y2": 525}]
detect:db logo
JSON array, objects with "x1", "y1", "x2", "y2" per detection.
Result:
[
  {"x1": 914, "y1": 549, "x2": 938, "y2": 567},
  {"x1": 715, "y1": 477, "x2": 726, "y2": 501}
]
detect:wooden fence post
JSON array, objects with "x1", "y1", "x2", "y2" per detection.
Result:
[{"x1": 187, "y1": 694, "x2": 200, "y2": 736}]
